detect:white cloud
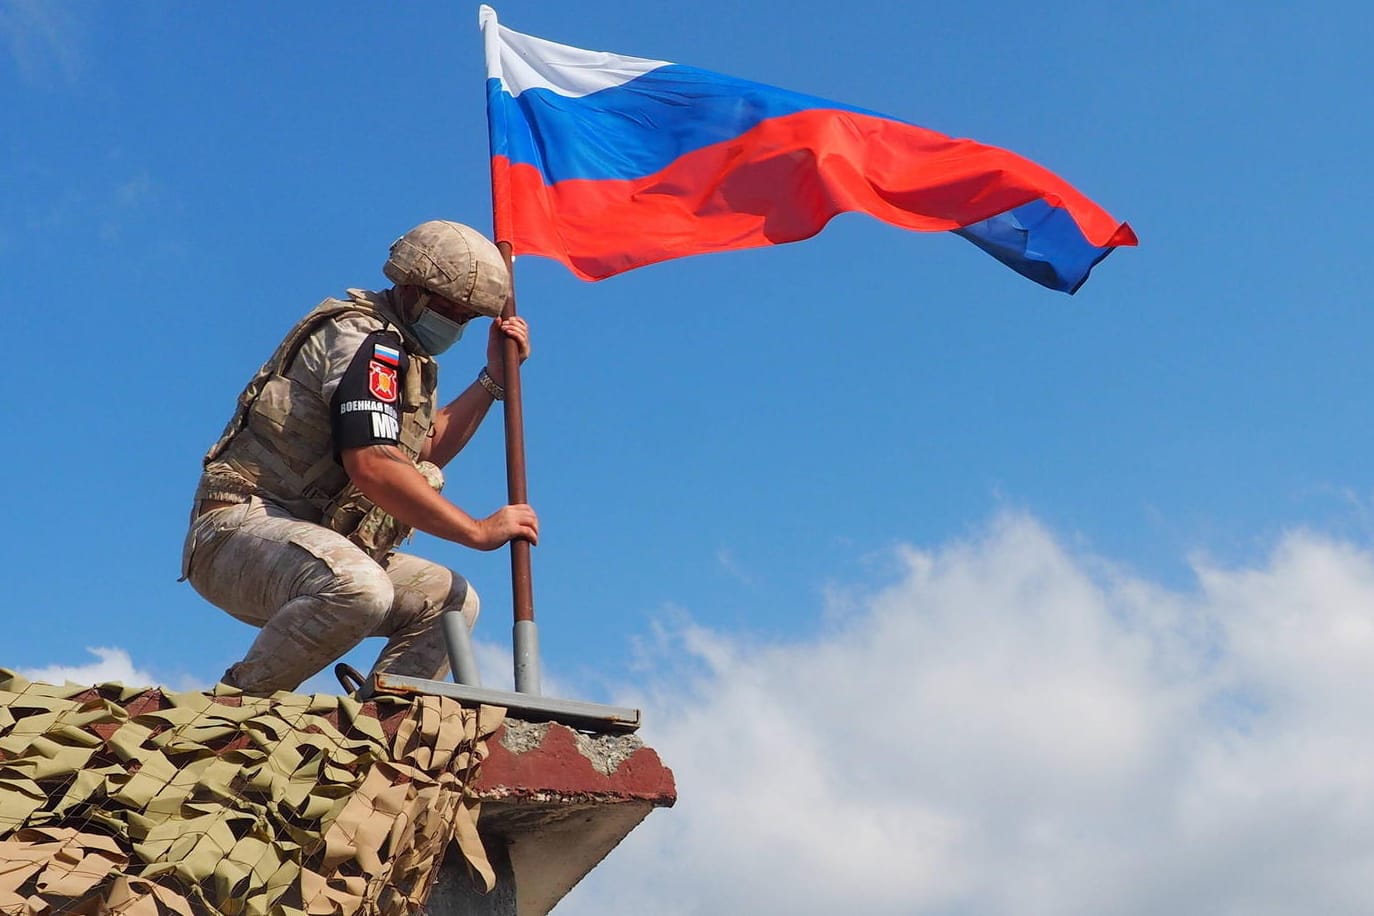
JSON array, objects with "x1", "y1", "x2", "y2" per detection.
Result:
[
  {"x1": 0, "y1": 0, "x2": 82, "y2": 85},
  {"x1": 562, "y1": 513, "x2": 1374, "y2": 916},
  {"x1": 21, "y1": 646, "x2": 159, "y2": 689},
  {"x1": 716, "y1": 546, "x2": 760, "y2": 587}
]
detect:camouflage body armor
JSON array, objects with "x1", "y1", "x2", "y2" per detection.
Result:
[{"x1": 197, "y1": 289, "x2": 440, "y2": 560}]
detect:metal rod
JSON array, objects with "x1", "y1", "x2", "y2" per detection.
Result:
[
  {"x1": 496, "y1": 240, "x2": 541, "y2": 694},
  {"x1": 441, "y1": 611, "x2": 482, "y2": 686}
]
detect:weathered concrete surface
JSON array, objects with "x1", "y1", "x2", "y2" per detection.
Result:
[
  {"x1": 481, "y1": 718, "x2": 676, "y2": 801},
  {"x1": 429, "y1": 718, "x2": 677, "y2": 915},
  {"x1": 497, "y1": 719, "x2": 650, "y2": 778},
  {"x1": 423, "y1": 835, "x2": 518, "y2": 916}
]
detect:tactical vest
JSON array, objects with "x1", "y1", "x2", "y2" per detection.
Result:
[{"x1": 198, "y1": 289, "x2": 441, "y2": 559}]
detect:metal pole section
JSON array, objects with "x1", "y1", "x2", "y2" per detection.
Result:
[
  {"x1": 440, "y1": 611, "x2": 482, "y2": 686},
  {"x1": 497, "y1": 241, "x2": 542, "y2": 695}
]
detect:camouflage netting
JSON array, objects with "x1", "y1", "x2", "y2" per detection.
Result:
[{"x1": 0, "y1": 670, "x2": 504, "y2": 915}]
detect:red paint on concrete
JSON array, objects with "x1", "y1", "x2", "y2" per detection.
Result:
[{"x1": 476, "y1": 723, "x2": 678, "y2": 804}]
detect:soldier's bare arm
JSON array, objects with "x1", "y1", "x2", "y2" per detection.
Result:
[
  {"x1": 421, "y1": 316, "x2": 531, "y2": 467},
  {"x1": 420, "y1": 382, "x2": 498, "y2": 468},
  {"x1": 342, "y1": 443, "x2": 539, "y2": 550}
]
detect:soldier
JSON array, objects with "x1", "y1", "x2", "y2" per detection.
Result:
[{"x1": 181, "y1": 221, "x2": 538, "y2": 694}]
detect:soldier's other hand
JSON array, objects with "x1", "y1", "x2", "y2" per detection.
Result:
[
  {"x1": 477, "y1": 503, "x2": 539, "y2": 550},
  {"x1": 485, "y1": 316, "x2": 531, "y2": 385}
]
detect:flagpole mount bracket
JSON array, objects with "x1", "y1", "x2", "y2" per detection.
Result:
[{"x1": 360, "y1": 672, "x2": 642, "y2": 733}]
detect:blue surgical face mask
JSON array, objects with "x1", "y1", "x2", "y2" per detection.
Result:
[{"x1": 409, "y1": 306, "x2": 467, "y2": 355}]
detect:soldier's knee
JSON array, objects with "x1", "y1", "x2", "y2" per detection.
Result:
[{"x1": 327, "y1": 562, "x2": 395, "y2": 628}]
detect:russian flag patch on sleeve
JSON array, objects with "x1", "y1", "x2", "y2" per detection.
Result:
[{"x1": 373, "y1": 343, "x2": 401, "y2": 367}]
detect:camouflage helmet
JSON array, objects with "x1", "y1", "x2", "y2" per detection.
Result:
[{"x1": 383, "y1": 220, "x2": 509, "y2": 318}]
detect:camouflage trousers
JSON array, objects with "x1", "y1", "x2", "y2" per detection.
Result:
[{"x1": 181, "y1": 497, "x2": 478, "y2": 694}]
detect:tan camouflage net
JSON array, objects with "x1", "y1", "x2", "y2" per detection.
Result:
[{"x1": 0, "y1": 670, "x2": 504, "y2": 915}]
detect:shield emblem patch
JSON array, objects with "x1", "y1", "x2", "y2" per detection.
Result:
[{"x1": 368, "y1": 361, "x2": 398, "y2": 402}]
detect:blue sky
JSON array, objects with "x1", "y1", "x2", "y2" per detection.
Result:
[{"x1": 5, "y1": 2, "x2": 1374, "y2": 913}]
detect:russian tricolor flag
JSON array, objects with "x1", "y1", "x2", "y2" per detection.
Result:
[{"x1": 481, "y1": 7, "x2": 1136, "y2": 294}]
